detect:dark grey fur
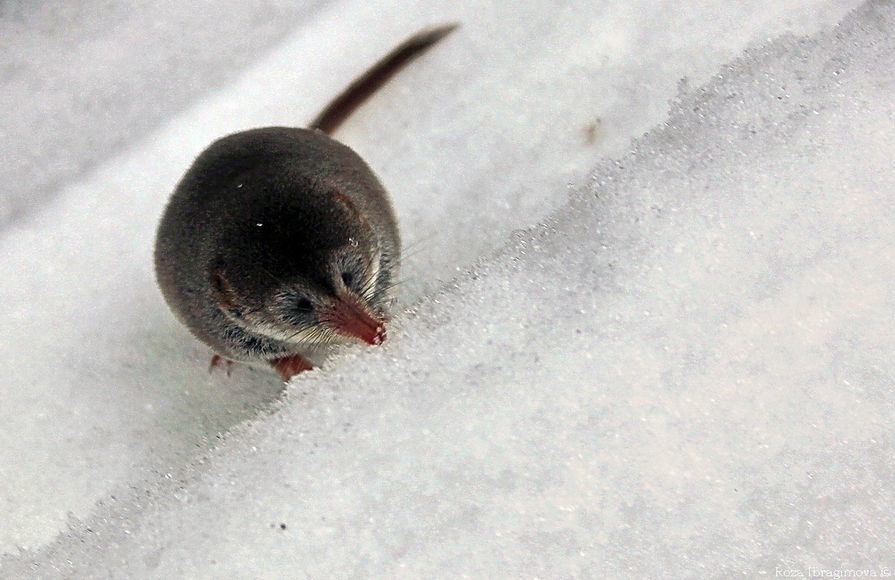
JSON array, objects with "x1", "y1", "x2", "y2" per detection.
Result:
[{"x1": 154, "y1": 127, "x2": 399, "y2": 363}]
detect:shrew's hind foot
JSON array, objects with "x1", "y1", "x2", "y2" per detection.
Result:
[
  {"x1": 270, "y1": 354, "x2": 314, "y2": 382},
  {"x1": 209, "y1": 354, "x2": 235, "y2": 376}
]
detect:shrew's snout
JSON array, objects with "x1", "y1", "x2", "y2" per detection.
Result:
[{"x1": 319, "y1": 295, "x2": 386, "y2": 346}]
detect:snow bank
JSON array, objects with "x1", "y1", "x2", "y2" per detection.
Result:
[
  {"x1": 2, "y1": 0, "x2": 861, "y2": 557},
  {"x1": 3, "y1": 0, "x2": 892, "y2": 576}
]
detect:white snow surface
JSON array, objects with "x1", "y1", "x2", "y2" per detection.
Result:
[
  {"x1": 0, "y1": 0, "x2": 329, "y2": 224},
  {"x1": 2, "y1": 0, "x2": 893, "y2": 576}
]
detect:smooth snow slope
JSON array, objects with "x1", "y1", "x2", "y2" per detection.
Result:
[
  {"x1": 2, "y1": 0, "x2": 892, "y2": 576},
  {"x1": 0, "y1": 0, "x2": 862, "y2": 558},
  {"x1": 0, "y1": 0, "x2": 329, "y2": 224}
]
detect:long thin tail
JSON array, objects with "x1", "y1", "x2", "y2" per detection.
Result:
[{"x1": 308, "y1": 23, "x2": 458, "y2": 135}]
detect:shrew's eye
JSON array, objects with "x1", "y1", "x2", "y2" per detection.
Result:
[
  {"x1": 294, "y1": 297, "x2": 313, "y2": 314},
  {"x1": 341, "y1": 271, "x2": 355, "y2": 288}
]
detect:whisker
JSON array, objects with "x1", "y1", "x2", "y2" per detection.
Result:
[
  {"x1": 378, "y1": 276, "x2": 412, "y2": 294},
  {"x1": 402, "y1": 231, "x2": 439, "y2": 255},
  {"x1": 234, "y1": 304, "x2": 267, "y2": 319}
]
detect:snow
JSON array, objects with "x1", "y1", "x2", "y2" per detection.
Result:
[
  {"x1": 2, "y1": 0, "x2": 893, "y2": 576},
  {"x1": 0, "y1": 0, "x2": 329, "y2": 224}
]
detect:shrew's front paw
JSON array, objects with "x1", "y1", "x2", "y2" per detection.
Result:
[{"x1": 270, "y1": 354, "x2": 313, "y2": 381}]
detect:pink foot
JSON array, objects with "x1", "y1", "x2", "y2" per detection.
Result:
[
  {"x1": 209, "y1": 354, "x2": 235, "y2": 376},
  {"x1": 270, "y1": 354, "x2": 314, "y2": 381}
]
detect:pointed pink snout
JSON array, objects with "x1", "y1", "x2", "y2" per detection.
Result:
[{"x1": 320, "y1": 296, "x2": 386, "y2": 346}]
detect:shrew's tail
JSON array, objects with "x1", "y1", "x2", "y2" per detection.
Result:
[{"x1": 308, "y1": 23, "x2": 458, "y2": 135}]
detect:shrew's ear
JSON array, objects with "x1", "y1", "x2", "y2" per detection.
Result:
[
  {"x1": 333, "y1": 192, "x2": 370, "y2": 228},
  {"x1": 210, "y1": 269, "x2": 241, "y2": 314}
]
